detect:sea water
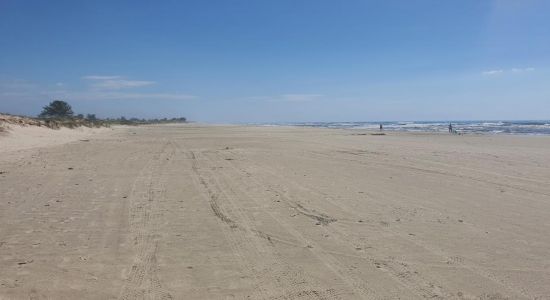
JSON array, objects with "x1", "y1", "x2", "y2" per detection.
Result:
[{"x1": 252, "y1": 121, "x2": 550, "y2": 135}]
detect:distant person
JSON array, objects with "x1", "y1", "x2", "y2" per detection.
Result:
[
  {"x1": 448, "y1": 123, "x2": 453, "y2": 133},
  {"x1": 379, "y1": 124, "x2": 383, "y2": 131}
]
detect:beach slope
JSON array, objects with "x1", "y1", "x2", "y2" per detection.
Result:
[{"x1": 1, "y1": 124, "x2": 549, "y2": 299}]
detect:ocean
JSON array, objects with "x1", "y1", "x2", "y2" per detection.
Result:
[{"x1": 254, "y1": 120, "x2": 550, "y2": 135}]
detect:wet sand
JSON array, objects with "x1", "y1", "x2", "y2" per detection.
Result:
[{"x1": 1, "y1": 124, "x2": 550, "y2": 299}]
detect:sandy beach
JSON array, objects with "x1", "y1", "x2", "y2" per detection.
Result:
[
  {"x1": 1, "y1": 124, "x2": 550, "y2": 299},
  {"x1": 0, "y1": 124, "x2": 109, "y2": 154}
]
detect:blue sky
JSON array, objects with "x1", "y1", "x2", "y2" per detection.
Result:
[{"x1": 1, "y1": 0, "x2": 549, "y2": 122}]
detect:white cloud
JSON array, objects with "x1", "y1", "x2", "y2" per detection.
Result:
[
  {"x1": 92, "y1": 79, "x2": 155, "y2": 89},
  {"x1": 1, "y1": 91, "x2": 34, "y2": 97},
  {"x1": 280, "y1": 94, "x2": 323, "y2": 102},
  {"x1": 82, "y1": 75, "x2": 155, "y2": 90},
  {"x1": 40, "y1": 90, "x2": 195, "y2": 101},
  {"x1": 0, "y1": 79, "x2": 37, "y2": 90},
  {"x1": 482, "y1": 67, "x2": 534, "y2": 75},
  {"x1": 482, "y1": 70, "x2": 504, "y2": 75},
  {"x1": 88, "y1": 92, "x2": 195, "y2": 100},
  {"x1": 0, "y1": 77, "x2": 195, "y2": 103},
  {"x1": 511, "y1": 67, "x2": 535, "y2": 72},
  {"x1": 249, "y1": 94, "x2": 324, "y2": 102},
  {"x1": 82, "y1": 75, "x2": 122, "y2": 80}
]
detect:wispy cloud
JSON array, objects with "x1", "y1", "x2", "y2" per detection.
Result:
[
  {"x1": 482, "y1": 67, "x2": 534, "y2": 75},
  {"x1": 39, "y1": 90, "x2": 196, "y2": 101},
  {"x1": 280, "y1": 94, "x2": 323, "y2": 102},
  {"x1": 0, "y1": 79, "x2": 38, "y2": 90},
  {"x1": 511, "y1": 67, "x2": 535, "y2": 72},
  {"x1": 92, "y1": 79, "x2": 156, "y2": 89},
  {"x1": 82, "y1": 75, "x2": 122, "y2": 80},
  {"x1": 81, "y1": 92, "x2": 196, "y2": 101},
  {"x1": 482, "y1": 70, "x2": 504, "y2": 75},
  {"x1": 249, "y1": 94, "x2": 324, "y2": 102},
  {"x1": 0, "y1": 77, "x2": 195, "y2": 103},
  {"x1": 83, "y1": 75, "x2": 155, "y2": 89}
]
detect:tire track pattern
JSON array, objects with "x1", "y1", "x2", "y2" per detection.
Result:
[
  {"x1": 118, "y1": 142, "x2": 173, "y2": 300},
  {"x1": 177, "y1": 143, "x2": 346, "y2": 299},
  {"x1": 194, "y1": 149, "x2": 375, "y2": 299},
  {"x1": 221, "y1": 148, "x2": 533, "y2": 299}
]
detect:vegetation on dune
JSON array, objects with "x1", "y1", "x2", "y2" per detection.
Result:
[
  {"x1": 36, "y1": 100, "x2": 187, "y2": 127},
  {"x1": 0, "y1": 100, "x2": 187, "y2": 130},
  {"x1": 104, "y1": 116, "x2": 187, "y2": 125}
]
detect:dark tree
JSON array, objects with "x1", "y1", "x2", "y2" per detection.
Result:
[
  {"x1": 86, "y1": 114, "x2": 97, "y2": 121},
  {"x1": 39, "y1": 100, "x2": 74, "y2": 118}
]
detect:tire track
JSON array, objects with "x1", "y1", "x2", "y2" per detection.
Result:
[
  {"x1": 174, "y1": 141, "x2": 345, "y2": 299},
  {"x1": 311, "y1": 149, "x2": 550, "y2": 198},
  {"x1": 178, "y1": 144, "x2": 272, "y2": 299},
  {"x1": 118, "y1": 141, "x2": 173, "y2": 300},
  {"x1": 198, "y1": 149, "x2": 380, "y2": 299},
  {"x1": 221, "y1": 148, "x2": 533, "y2": 299}
]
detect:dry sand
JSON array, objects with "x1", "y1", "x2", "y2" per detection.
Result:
[
  {"x1": 1, "y1": 124, "x2": 550, "y2": 299},
  {"x1": 0, "y1": 123, "x2": 109, "y2": 154}
]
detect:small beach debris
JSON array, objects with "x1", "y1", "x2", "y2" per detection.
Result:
[{"x1": 17, "y1": 259, "x2": 33, "y2": 265}]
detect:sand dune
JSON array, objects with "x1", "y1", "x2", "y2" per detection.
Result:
[
  {"x1": 1, "y1": 124, "x2": 549, "y2": 299},
  {"x1": 0, "y1": 124, "x2": 109, "y2": 154},
  {"x1": 0, "y1": 115, "x2": 109, "y2": 154}
]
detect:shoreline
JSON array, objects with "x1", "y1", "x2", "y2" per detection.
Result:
[
  {"x1": 240, "y1": 120, "x2": 550, "y2": 136},
  {"x1": 240, "y1": 123, "x2": 550, "y2": 138}
]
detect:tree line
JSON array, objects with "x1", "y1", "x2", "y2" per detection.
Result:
[{"x1": 39, "y1": 100, "x2": 187, "y2": 125}]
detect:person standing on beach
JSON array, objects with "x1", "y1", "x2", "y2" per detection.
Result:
[
  {"x1": 380, "y1": 124, "x2": 383, "y2": 131},
  {"x1": 449, "y1": 123, "x2": 453, "y2": 133}
]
